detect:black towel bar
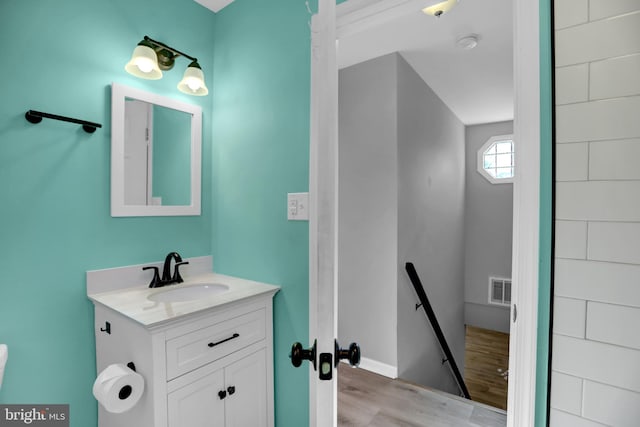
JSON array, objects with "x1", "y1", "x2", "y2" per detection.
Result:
[{"x1": 25, "y1": 109, "x2": 102, "y2": 134}]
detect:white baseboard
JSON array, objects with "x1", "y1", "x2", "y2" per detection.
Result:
[{"x1": 344, "y1": 357, "x2": 397, "y2": 379}]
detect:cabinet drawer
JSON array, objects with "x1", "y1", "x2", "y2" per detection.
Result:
[{"x1": 166, "y1": 308, "x2": 265, "y2": 380}]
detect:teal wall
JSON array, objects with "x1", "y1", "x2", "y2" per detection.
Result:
[
  {"x1": 210, "y1": 0, "x2": 311, "y2": 425},
  {"x1": 0, "y1": 0, "x2": 311, "y2": 424},
  {"x1": 0, "y1": 0, "x2": 215, "y2": 426}
]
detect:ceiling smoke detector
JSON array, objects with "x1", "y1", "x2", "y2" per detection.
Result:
[{"x1": 456, "y1": 34, "x2": 479, "y2": 50}]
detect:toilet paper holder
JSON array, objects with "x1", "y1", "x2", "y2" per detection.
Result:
[
  {"x1": 93, "y1": 361, "x2": 145, "y2": 413},
  {"x1": 119, "y1": 363, "x2": 138, "y2": 401}
]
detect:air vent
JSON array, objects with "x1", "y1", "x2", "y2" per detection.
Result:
[{"x1": 489, "y1": 277, "x2": 511, "y2": 306}]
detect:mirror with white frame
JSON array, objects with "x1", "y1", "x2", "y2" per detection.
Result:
[{"x1": 111, "y1": 82, "x2": 202, "y2": 216}]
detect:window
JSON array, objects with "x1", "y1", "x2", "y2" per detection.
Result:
[
  {"x1": 488, "y1": 277, "x2": 512, "y2": 306},
  {"x1": 477, "y1": 135, "x2": 514, "y2": 184}
]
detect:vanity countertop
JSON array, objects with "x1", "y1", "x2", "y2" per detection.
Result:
[{"x1": 88, "y1": 272, "x2": 280, "y2": 327}]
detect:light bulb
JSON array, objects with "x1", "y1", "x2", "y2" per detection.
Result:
[
  {"x1": 125, "y1": 42, "x2": 162, "y2": 80},
  {"x1": 136, "y1": 58, "x2": 154, "y2": 73},
  {"x1": 186, "y1": 78, "x2": 201, "y2": 92},
  {"x1": 178, "y1": 62, "x2": 208, "y2": 96}
]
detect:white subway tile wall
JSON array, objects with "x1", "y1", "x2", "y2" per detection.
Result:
[
  {"x1": 555, "y1": 143, "x2": 588, "y2": 182},
  {"x1": 550, "y1": 372, "x2": 583, "y2": 415},
  {"x1": 589, "y1": 139, "x2": 640, "y2": 180},
  {"x1": 553, "y1": 297, "x2": 586, "y2": 338},
  {"x1": 586, "y1": 302, "x2": 640, "y2": 350},
  {"x1": 588, "y1": 222, "x2": 640, "y2": 264},
  {"x1": 555, "y1": 259, "x2": 640, "y2": 307},
  {"x1": 589, "y1": 0, "x2": 640, "y2": 20},
  {"x1": 556, "y1": 97, "x2": 640, "y2": 143},
  {"x1": 556, "y1": 181, "x2": 640, "y2": 221},
  {"x1": 550, "y1": 409, "x2": 608, "y2": 427},
  {"x1": 551, "y1": 2, "x2": 640, "y2": 426},
  {"x1": 552, "y1": 335, "x2": 640, "y2": 393},
  {"x1": 555, "y1": 64, "x2": 589, "y2": 104},
  {"x1": 555, "y1": 221, "x2": 587, "y2": 259},
  {"x1": 554, "y1": 0, "x2": 589, "y2": 30},
  {"x1": 590, "y1": 54, "x2": 640, "y2": 100},
  {"x1": 554, "y1": 12, "x2": 640, "y2": 67},
  {"x1": 582, "y1": 381, "x2": 640, "y2": 427}
]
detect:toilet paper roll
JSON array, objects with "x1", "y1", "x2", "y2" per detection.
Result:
[
  {"x1": 92, "y1": 363, "x2": 144, "y2": 413},
  {"x1": 0, "y1": 344, "x2": 7, "y2": 391}
]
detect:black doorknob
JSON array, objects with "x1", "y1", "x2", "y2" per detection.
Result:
[
  {"x1": 218, "y1": 390, "x2": 227, "y2": 400},
  {"x1": 335, "y1": 340, "x2": 361, "y2": 367},
  {"x1": 290, "y1": 340, "x2": 317, "y2": 370}
]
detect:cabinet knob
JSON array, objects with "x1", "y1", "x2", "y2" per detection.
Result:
[
  {"x1": 218, "y1": 390, "x2": 227, "y2": 400},
  {"x1": 227, "y1": 386, "x2": 236, "y2": 396}
]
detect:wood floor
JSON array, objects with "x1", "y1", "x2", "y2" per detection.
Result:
[
  {"x1": 464, "y1": 325, "x2": 510, "y2": 410},
  {"x1": 338, "y1": 366, "x2": 507, "y2": 427}
]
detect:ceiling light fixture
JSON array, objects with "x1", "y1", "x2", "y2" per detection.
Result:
[
  {"x1": 125, "y1": 36, "x2": 209, "y2": 96},
  {"x1": 422, "y1": 0, "x2": 458, "y2": 17}
]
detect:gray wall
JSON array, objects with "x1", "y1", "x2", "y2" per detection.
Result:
[
  {"x1": 338, "y1": 53, "x2": 466, "y2": 394},
  {"x1": 338, "y1": 54, "x2": 399, "y2": 369},
  {"x1": 464, "y1": 121, "x2": 513, "y2": 333},
  {"x1": 396, "y1": 55, "x2": 465, "y2": 394}
]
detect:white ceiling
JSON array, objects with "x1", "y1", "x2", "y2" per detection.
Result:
[
  {"x1": 337, "y1": 0, "x2": 514, "y2": 125},
  {"x1": 193, "y1": 0, "x2": 234, "y2": 13}
]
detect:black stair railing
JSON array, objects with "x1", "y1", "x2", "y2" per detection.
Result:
[{"x1": 405, "y1": 262, "x2": 471, "y2": 399}]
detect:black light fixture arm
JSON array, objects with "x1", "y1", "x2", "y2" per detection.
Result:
[{"x1": 144, "y1": 36, "x2": 198, "y2": 63}]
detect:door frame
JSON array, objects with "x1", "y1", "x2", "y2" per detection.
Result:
[{"x1": 308, "y1": 1, "x2": 547, "y2": 426}]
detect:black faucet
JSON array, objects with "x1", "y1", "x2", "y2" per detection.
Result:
[
  {"x1": 162, "y1": 252, "x2": 181, "y2": 282},
  {"x1": 142, "y1": 252, "x2": 190, "y2": 288}
]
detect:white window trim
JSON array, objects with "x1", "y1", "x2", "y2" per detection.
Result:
[{"x1": 477, "y1": 134, "x2": 515, "y2": 184}]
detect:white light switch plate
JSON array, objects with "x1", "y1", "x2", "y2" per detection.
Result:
[{"x1": 288, "y1": 192, "x2": 309, "y2": 221}]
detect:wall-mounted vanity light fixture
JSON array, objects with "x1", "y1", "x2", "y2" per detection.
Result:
[
  {"x1": 422, "y1": 0, "x2": 458, "y2": 17},
  {"x1": 125, "y1": 36, "x2": 209, "y2": 96}
]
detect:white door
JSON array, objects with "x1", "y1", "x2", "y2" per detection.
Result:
[
  {"x1": 307, "y1": 0, "x2": 339, "y2": 426},
  {"x1": 123, "y1": 99, "x2": 153, "y2": 205},
  {"x1": 307, "y1": 0, "x2": 544, "y2": 426}
]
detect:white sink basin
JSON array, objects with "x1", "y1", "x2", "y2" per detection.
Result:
[{"x1": 148, "y1": 283, "x2": 230, "y2": 303}]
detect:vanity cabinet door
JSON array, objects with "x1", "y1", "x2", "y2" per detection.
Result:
[
  {"x1": 168, "y1": 369, "x2": 226, "y2": 427},
  {"x1": 225, "y1": 349, "x2": 267, "y2": 427},
  {"x1": 168, "y1": 349, "x2": 268, "y2": 427}
]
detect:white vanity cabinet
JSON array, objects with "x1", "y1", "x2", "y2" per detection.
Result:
[
  {"x1": 168, "y1": 348, "x2": 267, "y2": 427},
  {"x1": 92, "y1": 289, "x2": 277, "y2": 427}
]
